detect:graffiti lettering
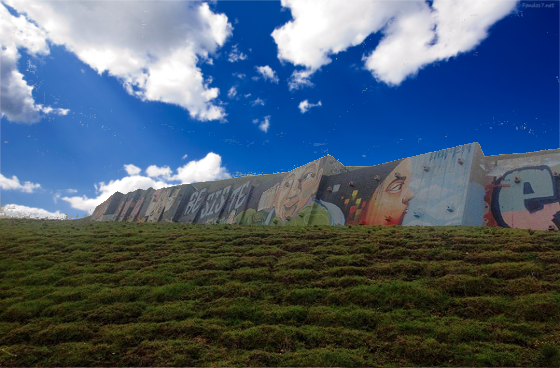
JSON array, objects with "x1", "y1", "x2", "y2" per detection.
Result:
[
  {"x1": 228, "y1": 181, "x2": 251, "y2": 213},
  {"x1": 200, "y1": 186, "x2": 232, "y2": 219},
  {"x1": 185, "y1": 188, "x2": 207, "y2": 215}
]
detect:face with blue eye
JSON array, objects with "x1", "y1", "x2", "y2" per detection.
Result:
[
  {"x1": 365, "y1": 158, "x2": 414, "y2": 226},
  {"x1": 274, "y1": 162, "x2": 323, "y2": 220}
]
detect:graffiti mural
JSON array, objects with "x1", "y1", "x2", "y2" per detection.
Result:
[
  {"x1": 233, "y1": 158, "x2": 326, "y2": 226},
  {"x1": 90, "y1": 145, "x2": 560, "y2": 230},
  {"x1": 219, "y1": 180, "x2": 253, "y2": 224},
  {"x1": 160, "y1": 185, "x2": 192, "y2": 223},
  {"x1": 484, "y1": 160, "x2": 560, "y2": 230},
  {"x1": 128, "y1": 189, "x2": 153, "y2": 222}
]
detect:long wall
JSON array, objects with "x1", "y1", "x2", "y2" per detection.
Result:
[{"x1": 91, "y1": 143, "x2": 560, "y2": 230}]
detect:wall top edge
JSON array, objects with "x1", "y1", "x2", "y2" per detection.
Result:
[{"x1": 484, "y1": 147, "x2": 560, "y2": 161}]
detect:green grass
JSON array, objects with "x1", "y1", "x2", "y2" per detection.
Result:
[{"x1": 0, "y1": 218, "x2": 559, "y2": 366}]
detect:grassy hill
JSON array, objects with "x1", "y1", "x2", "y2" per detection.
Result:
[{"x1": 0, "y1": 219, "x2": 559, "y2": 366}]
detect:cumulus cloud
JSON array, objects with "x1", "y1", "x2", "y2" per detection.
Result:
[
  {"x1": 254, "y1": 65, "x2": 279, "y2": 83},
  {"x1": 61, "y1": 152, "x2": 231, "y2": 214},
  {"x1": 228, "y1": 44, "x2": 247, "y2": 62},
  {"x1": 3, "y1": 0, "x2": 233, "y2": 121},
  {"x1": 272, "y1": 0, "x2": 516, "y2": 86},
  {"x1": 233, "y1": 72, "x2": 246, "y2": 78},
  {"x1": 182, "y1": 154, "x2": 188, "y2": 160},
  {"x1": 0, "y1": 4, "x2": 71, "y2": 124},
  {"x1": 0, "y1": 203, "x2": 68, "y2": 219},
  {"x1": 145, "y1": 164, "x2": 173, "y2": 180},
  {"x1": 227, "y1": 86, "x2": 237, "y2": 99},
  {"x1": 298, "y1": 99, "x2": 322, "y2": 113},
  {"x1": 0, "y1": 173, "x2": 41, "y2": 193},
  {"x1": 124, "y1": 164, "x2": 142, "y2": 175},
  {"x1": 252, "y1": 97, "x2": 265, "y2": 106},
  {"x1": 244, "y1": 93, "x2": 251, "y2": 98},
  {"x1": 254, "y1": 115, "x2": 270, "y2": 133}
]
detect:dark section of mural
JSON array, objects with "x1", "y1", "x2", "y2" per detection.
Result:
[
  {"x1": 90, "y1": 148, "x2": 560, "y2": 230},
  {"x1": 133, "y1": 188, "x2": 155, "y2": 223},
  {"x1": 159, "y1": 185, "x2": 193, "y2": 223},
  {"x1": 316, "y1": 159, "x2": 403, "y2": 226},
  {"x1": 118, "y1": 190, "x2": 143, "y2": 222},
  {"x1": 96, "y1": 193, "x2": 125, "y2": 222}
]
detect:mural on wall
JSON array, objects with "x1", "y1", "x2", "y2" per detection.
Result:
[
  {"x1": 91, "y1": 196, "x2": 112, "y2": 221},
  {"x1": 160, "y1": 185, "x2": 193, "y2": 223},
  {"x1": 177, "y1": 186, "x2": 209, "y2": 224},
  {"x1": 145, "y1": 187, "x2": 171, "y2": 223},
  {"x1": 316, "y1": 143, "x2": 481, "y2": 227},
  {"x1": 117, "y1": 191, "x2": 142, "y2": 222},
  {"x1": 198, "y1": 185, "x2": 233, "y2": 224},
  {"x1": 233, "y1": 158, "x2": 327, "y2": 226},
  {"x1": 401, "y1": 144, "x2": 482, "y2": 226},
  {"x1": 316, "y1": 159, "x2": 403, "y2": 226},
  {"x1": 127, "y1": 189, "x2": 153, "y2": 222},
  {"x1": 90, "y1": 146, "x2": 560, "y2": 230},
  {"x1": 218, "y1": 180, "x2": 253, "y2": 224},
  {"x1": 483, "y1": 155, "x2": 560, "y2": 231},
  {"x1": 362, "y1": 157, "x2": 414, "y2": 226}
]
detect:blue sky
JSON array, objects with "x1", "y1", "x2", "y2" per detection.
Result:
[{"x1": 0, "y1": 0, "x2": 558, "y2": 219}]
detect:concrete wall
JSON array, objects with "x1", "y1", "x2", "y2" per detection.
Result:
[{"x1": 90, "y1": 145, "x2": 560, "y2": 230}]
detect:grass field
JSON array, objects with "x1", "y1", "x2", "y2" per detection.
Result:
[{"x1": 0, "y1": 218, "x2": 559, "y2": 366}]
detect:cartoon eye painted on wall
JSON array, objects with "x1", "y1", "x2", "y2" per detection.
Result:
[
  {"x1": 284, "y1": 179, "x2": 294, "y2": 188},
  {"x1": 385, "y1": 177, "x2": 406, "y2": 194}
]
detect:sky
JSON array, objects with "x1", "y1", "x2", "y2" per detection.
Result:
[{"x1": 0, "y1": 0, "x2": 558, "y2": 220}]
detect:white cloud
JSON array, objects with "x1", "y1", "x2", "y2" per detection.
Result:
[
  {"x1": 3, "y1": 1, "x2": 233, "y2": 121},
  {"x1": 228, "y1": 44, "x2": 247, "y2": 62},
  {"x1": 255, "y1": 65, "x2": 279, "y2": 83},
  {"x1": 252, "y1": 97, "x2": 265, "y2": 106},
  {"x1": 182, "y1": 154, "x2": 188, "y2": 160},
  {"x1": 272, "y1": 0, "x2": 516, "y2": 87},
  {"x1": 288, "y1": 69, "x2": 314, "y2": 91},
  {"x1": 233, "y1": 72, "x2": 246, "y2": 78},
  {"x1": 0, "y1": 4, "x2": 70, "y2": 124},
  {"x1": 363, "y1": 0, "x2": 517, "y2": 86},
  {"x1": 38, "y1": 106, "x2": 70, "y2": 115},
  {"x1": 66, "y1": 189, "x2": 78, "y2": 193},
  {"x1": 61, "y1": 152, "x2": 231, "y2": 214},
  {"x1": 252, "y1": 118, "x2": 259, "y2": 124},
  {"x1": 145, "y1": 164, "x2": 173, "y2": 180},
  {"x1": 0, "y1": 173, "x2": 41, "y2": 193},
  {"x1": 256, "y1": 115, "x2": 270, "y2": 133},
  {"x1": 244, "y1": 93, "x2": 251, "y2": 98},
  {"x1": 227, "y1": 86, "x2": 237, "y2": 99},
  {"x1": 0, "y1": 203, "x2": 67, "y2": 219},
  {"x1": 124, "y1": 164, "x2": 141, "y2": 175},
  {"x1": 298, "y1": 99, "x2": 322, "y2": 113}
]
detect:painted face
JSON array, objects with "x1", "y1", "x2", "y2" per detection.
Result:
[
  {"x1": 365, "y1": 158, "x2": 414, "y2": 226},
  {"x1": 491, "y1": 166, "x2": 560, "y2": 230},
  {"x1": 273, "y1": 162, "x2": 323, "y2": 220}
]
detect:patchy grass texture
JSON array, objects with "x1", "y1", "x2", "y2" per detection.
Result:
[{"x1": 0, "y1": 219, "x2": 559, "y2": 366}]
